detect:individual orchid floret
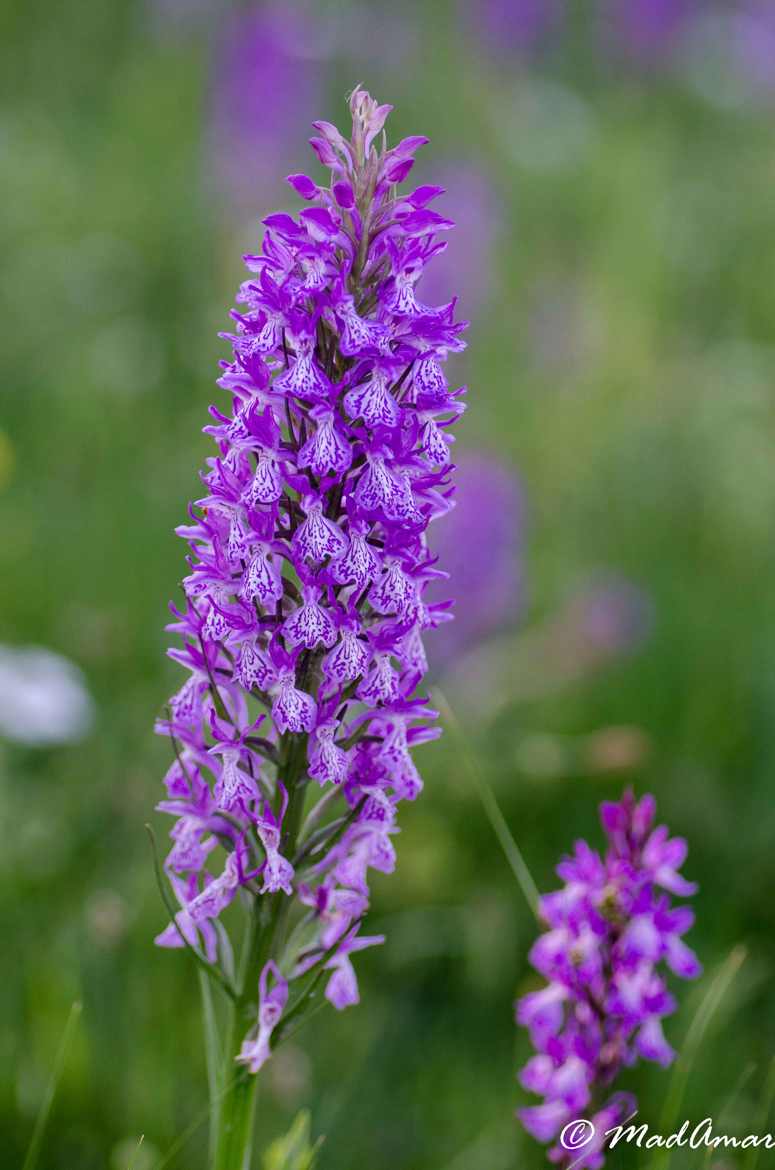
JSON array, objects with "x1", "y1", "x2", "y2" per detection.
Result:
[
  {"x1": 154, "y1": 873, "x2": 218, "y2": 964},
  {"x1": 151, "y1": 87, "x2": 468, "y2": 1161},
  {"x1": 236, "y1": 961, "x2": 289, "y2": 1074},
  {"x1": 516, "y1": 790, "x2": 701, "y2": 1169}
]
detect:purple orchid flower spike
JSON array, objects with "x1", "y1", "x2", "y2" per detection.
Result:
[
  {"x1": 516, "y1": 790, "x2": 701, "y2": 1168},
  {"x1": 151, "y1": 87, "x2": 468, "y2": 1168}
]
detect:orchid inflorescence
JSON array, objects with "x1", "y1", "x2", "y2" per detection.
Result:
[
  {"x1": 152, "y1": 86, "x2": 466, "y2": 1114},
  {"x1": 516, "y1": 790, "x2": 701, "y2": 1168}
]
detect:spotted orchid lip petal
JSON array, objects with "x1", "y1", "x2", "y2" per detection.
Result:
[{"x1": 153, "y1": 88, "x2": 467, "y2": 1082}]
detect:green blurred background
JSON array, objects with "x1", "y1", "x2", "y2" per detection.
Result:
[{"x1": 2, "y1": 1, "x2": 775, "y2": 1166}]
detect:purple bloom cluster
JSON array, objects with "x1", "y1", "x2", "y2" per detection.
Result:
[
  {"x1": 516, "y1": 791, "x2": 701, "y2": 1168},
  {"x1": 154, "y1": 88, "x2": 466, "y2": 1073}
]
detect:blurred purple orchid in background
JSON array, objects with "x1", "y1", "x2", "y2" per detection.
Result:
[
  {"x1": 457, "y1": 0, "x2": 775, "y2": 108},
  {"x1": 418, "y1": 164, "x2": 501, "y2": 324},
  {"x1": 681, "y1": 1, "x2": 775, "y2": 110},
  {"x1": 437, "y1": 570, "x2": 653, "y2": 725},
  {"x1": 463, "y1": 0, "x2": 561, "y2": 59},
  {"x1": 426, "y1": 451, "x2": 523, "y2": 669},
  {"x1": 206, "y1": 4, "x2": 327, "y2": 213},
  {"x1": 737, "y1": 1, "x2": 775, "y2": 97},
  {"x1": 605, "y1": 0, "x2": 696, "y2": 67},
  {"x1": 516, "y1": 790, "x2": 700, "y2": 1167},
  {"x1": 565, "y1": 576, "x2": 654, "y2": 662}
]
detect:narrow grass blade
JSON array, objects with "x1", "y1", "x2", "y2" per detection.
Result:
[
  {"x1": 434, "y1": 687, "x2": 540, "y2": 920},
  {"x1": 653, "y1": 944, "x2": 747, "y2": 1170},
  {"x1": 22, "y1": 1000, "x2": 82, "y2": 1170}
]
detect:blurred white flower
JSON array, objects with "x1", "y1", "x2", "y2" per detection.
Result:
[{"x1": 0, "y1": 645, "x2": 95, "y2": 746}]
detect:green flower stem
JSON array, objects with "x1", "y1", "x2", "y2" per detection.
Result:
[
  {"x1": 212, "y1": 654, "x2": 320, "y2": 1169},
  {"x1": 212, "y1": 1039, "x2": 258, "y2": 1170}
]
